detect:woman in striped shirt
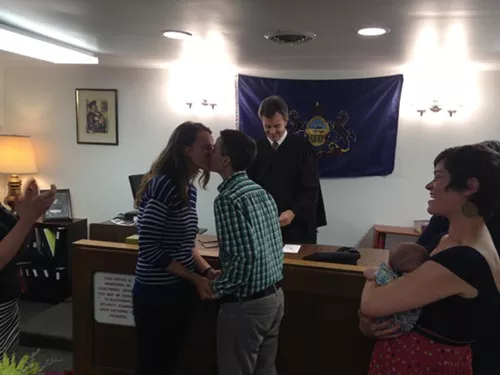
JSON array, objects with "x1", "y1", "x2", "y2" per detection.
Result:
[{"x1": 132, "y1": 121, "x2": 217, "y2": 375}]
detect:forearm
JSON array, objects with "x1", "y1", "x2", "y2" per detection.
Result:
[
  {"x1": 360, "y1": 280, "x2": 378, "y2": 316},
  {"x1": 192, "y1": 247, "x2": 211, "y2": 274},
  {"x1": 166, "y1": 260, "x2": 201, "y2": 284},
  {"x1": 138, "y1": 238, "x2": 174, "y2": 268},
  {"x1": 211, "y1": 256, "x2": 248, "y2": 297},
  {"x1": 211, "y1": 272, "x2": 241, "y2": 297},
  {"x1": 0, "y1": 218, "x2": 33, "y2": 271}
]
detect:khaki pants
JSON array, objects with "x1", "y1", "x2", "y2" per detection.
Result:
[{"x1": 217, "y1": 288, "x2": 285, "y2": 375}]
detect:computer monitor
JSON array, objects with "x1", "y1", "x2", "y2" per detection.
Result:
[{"x1": 128, "y1": 174, "x2": 144, "y2": 200}]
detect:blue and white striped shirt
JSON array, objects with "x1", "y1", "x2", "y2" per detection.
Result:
[{"x1": 133, "y1": 175, "x2": 198, "y2": 298}]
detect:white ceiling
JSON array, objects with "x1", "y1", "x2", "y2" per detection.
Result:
[{"x1": 0, "y1": 0, "x2": 499, "y2": 71}]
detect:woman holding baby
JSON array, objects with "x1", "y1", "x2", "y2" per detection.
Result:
[{"x1": 359, "y1": 143, "x2": 500, "y2": 374}]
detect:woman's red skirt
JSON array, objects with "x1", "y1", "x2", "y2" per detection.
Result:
[{"x1": 368, "y1": 331, "x2": 472, "y2": 374}]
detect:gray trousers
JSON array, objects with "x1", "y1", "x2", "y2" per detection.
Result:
[{"x1": 217, "y1": 288, "x2": 285, "y2": 375}]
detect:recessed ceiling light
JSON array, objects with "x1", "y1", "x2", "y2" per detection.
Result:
[
  {"x1": 357, "y1": 27, "x2": 390, "y2": 36},
  {"x1": 162, "y1": 30, "x2": 192, "y2": 40}
]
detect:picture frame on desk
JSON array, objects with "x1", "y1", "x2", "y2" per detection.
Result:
[{"x1": 40, "y1": 189, "x2": 73, "y2": 222}]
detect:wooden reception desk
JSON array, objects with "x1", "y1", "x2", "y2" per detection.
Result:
[{"x1": 72, "y1": 237, "x2": 388, "y2": 375}]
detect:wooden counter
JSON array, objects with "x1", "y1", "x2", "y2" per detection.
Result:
[
  {"x1": 89, "y1": 220, "x2": 137, "y2": 243},
  {"x1": 72, "y1": 239, "x2": 388, "y2": 375},
  {"x1": 372, "y1": 224, "x2": 420, "y2": 248}
]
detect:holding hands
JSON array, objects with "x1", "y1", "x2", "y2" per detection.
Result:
[
  {"x1": 193, "y1": 274, "x2": 216, "y2": 300},
  {"x1": 204, "y1": 267, "x2": 221, "y2": 281},
  {"x1": 192, "y1": 267, "x2": 222, "y2": 300}
]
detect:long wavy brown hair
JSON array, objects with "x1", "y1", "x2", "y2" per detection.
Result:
[{"x1": 134, "y1": 121, "x2": 212, "y2": 208}]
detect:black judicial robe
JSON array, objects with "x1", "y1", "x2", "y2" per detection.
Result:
[{"x1": 248, "y1": 133, "x2": 327, "y2": 244}]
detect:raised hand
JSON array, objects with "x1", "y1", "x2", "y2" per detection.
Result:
[
  {"x1": 24, "y1": 179, "x2": 39, "y2": 198},
  {"x1": 16, "y1": 183, "x2": 56, "y2": 223}
]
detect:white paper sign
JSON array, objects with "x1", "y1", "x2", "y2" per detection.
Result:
[
  {"x1": 94, "y1": 272, "x2": 135, "y2": 327},
  {"x1": 283, "y1": 244, "x2": 301, "y2": 254}
]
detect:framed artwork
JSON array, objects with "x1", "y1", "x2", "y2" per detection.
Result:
[
  {"x1": 41, "y1": 189, "x2": 73, "y2": 222},
  {"x1": 75, "y1": 89, "x2": 118, "y2": 145}
]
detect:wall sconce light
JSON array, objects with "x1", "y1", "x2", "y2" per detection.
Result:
[
  {"x1": 185, "y1": 99, "x2": 217, "y2": 110},
  {"x1": 201, "y1": 99, "x2": 217, "y2": 109},
  {"x1": 429, "y1": 101, "x2": 442, "y2": 114},
  {"x1": 416, "y1": 100, "x2": 462, "y2": 118}
]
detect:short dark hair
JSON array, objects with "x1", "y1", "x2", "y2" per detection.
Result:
[
  {"x1": 434, "y1": 144, "x2": 500, "y2": 218},
  {"x1": 258, "y1": 95, "x2": 289, "y2": 119},
  {"x1": 479, "y1": 140, "x2": 500, "y2": 154},
  {"x1": 219, "y1": 130, "x2": 256, "y2": 172}
]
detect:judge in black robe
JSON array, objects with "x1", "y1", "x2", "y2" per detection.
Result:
[{"x1": 247, "y1": 95, "x2": 327, "y2": 244}]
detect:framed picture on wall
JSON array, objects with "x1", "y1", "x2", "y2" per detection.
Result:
[
  {"x1": 40, "y1": 189, "x2": 73, "y2": 222},
  {"x1": 75, "y1": 88, "x2": 118, "y2": 145}
]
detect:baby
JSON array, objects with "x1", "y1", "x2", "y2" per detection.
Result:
[{"x1": 364, "y1": 242, "x2": 429, "y2": 332}]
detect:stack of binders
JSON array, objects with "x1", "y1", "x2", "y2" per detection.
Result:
[{"x1": 17, "y1": 225, "x2": 70, "y2": 304}]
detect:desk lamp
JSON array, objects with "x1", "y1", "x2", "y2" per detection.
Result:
[{"x1": 0, "y1": 135, "x2": 38, "y2": 210}]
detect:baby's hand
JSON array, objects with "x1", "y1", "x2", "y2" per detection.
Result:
[{"x1": 363, "y1": 267, "x2": 377, "y2": 281}]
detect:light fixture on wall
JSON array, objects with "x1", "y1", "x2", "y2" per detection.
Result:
[
  {"x1": 185, "y1": 99, "x2": 217, "y2": 110},
  {"x1": 0, "y1": 135, "x2": 38, "y2": 211},
  {"x1": 201, "y1": 99, "x2": 217, "y2": 109},
  {"x1": 416, "y1": 100, "x2": 462, "y2": 118},
  {"x1": 0, "y1": 23, "x2": 98, "y2": 64}
]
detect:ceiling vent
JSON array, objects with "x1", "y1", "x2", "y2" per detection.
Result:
[{"x1": 264, "y1": 31, "x2": 317, "y2": 46}]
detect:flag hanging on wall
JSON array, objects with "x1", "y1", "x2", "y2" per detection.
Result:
[{"x1": 237, "y1": 74, "x2": 404, "y2": 178}]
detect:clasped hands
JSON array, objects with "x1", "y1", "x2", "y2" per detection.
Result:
[{"x1": 193, "y1": 268, "x2": 221, "y2": 301}]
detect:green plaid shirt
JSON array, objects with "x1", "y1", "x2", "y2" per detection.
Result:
[{"x1": 211, "y1": 171, "x2": 284, "y2": 298}]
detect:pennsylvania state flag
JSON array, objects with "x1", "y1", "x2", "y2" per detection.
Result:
[{"x1": 237, "y1": 74, "x2": 404, "y2": 178}]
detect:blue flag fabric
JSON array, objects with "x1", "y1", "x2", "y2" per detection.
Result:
[{"x1": 237, "y1": 74, "x2": 404, "y2": 178}]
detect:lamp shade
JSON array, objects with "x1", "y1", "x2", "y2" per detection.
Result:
[{"x1": 0, "y1": 135, "x2": 38, "y2": 174}]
